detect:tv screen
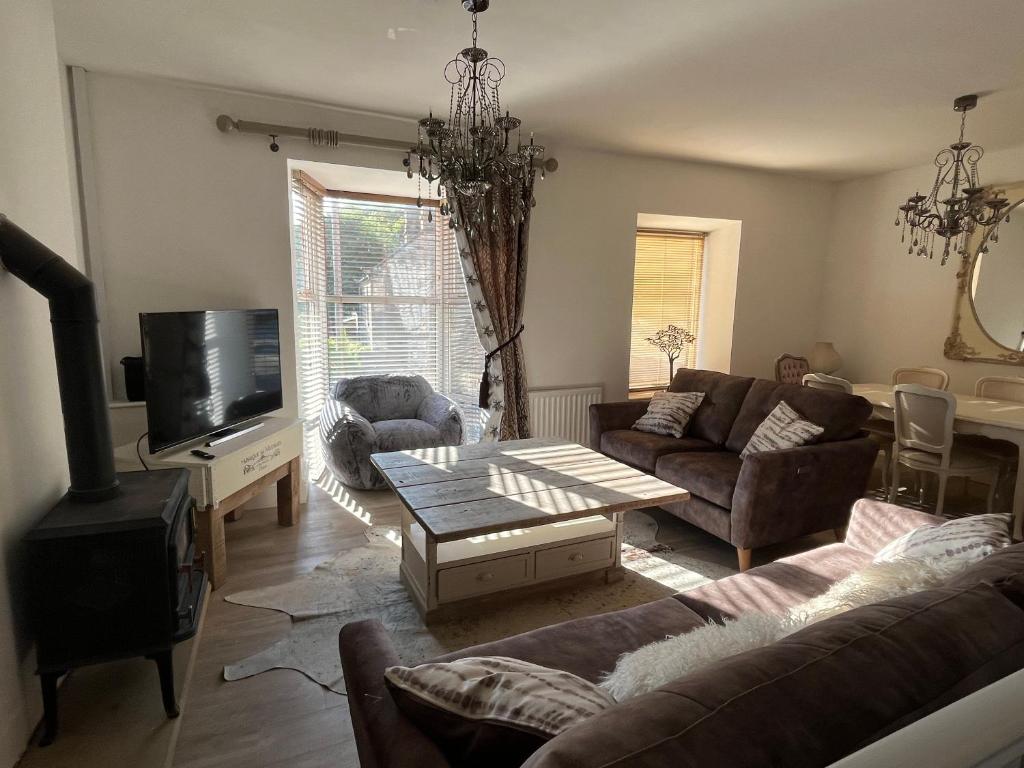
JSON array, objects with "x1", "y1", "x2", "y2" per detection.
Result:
[{"x1": 141, "y1": 309, "x2": 283, "y2": 453}]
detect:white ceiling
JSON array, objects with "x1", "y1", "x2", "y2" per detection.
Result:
[{"x1": 53, "y1": 0, "x2": 1024, "y2": 179}]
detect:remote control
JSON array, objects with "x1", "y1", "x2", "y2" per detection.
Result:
[{"x1": 190, "y1": 449, "x2": 216, "y2": 460}]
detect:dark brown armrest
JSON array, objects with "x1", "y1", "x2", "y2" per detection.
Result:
[
  {"x1": 339, "y1": 620, "x2": 451, "y2": 768},
  {"x1": 588, "y1": 401, "x2": 649, "y2": 451},
  {"x1": 730, "y1": 437, "x2": 879, "y2": 550}
]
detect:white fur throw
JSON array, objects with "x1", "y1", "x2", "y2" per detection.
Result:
[{"x1": 600, "y1": 557, "x2": 968, "y2": 701}]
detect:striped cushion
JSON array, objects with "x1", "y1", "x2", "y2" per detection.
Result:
[
  {"x1": 632, "y1": 391, "x2": 705, "y2": 438},
  {"x1": 874, "y1": 513, "x2": 1012, "y2": 565},
  {"x1": 385, "y1": 656, "x2": 615, "y2": 746},
  {"x1": 740, "y1": 400, "x2": 824, "y2": 458}
]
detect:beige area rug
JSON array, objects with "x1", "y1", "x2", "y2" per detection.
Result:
[{"x1": 222, "y1": 512, "x2": 732, "y2": 693}]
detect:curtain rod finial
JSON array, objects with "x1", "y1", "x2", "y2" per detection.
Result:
[{"x1": 216, "y1": 114, "x2": 238, "y2": 133}]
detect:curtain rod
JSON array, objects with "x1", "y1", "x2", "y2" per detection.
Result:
[{"x1": 215, "y1": 114, "x2": 559, "y2": 173}]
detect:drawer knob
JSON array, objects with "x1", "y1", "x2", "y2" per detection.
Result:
[
  {"x1": 477, "y1": 572, "x2": 495, "y2": 582},
  {"x1": 569, "y1": 552, "x2": 584, "y2": 562}
]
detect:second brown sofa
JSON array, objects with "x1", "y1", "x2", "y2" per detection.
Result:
[{"x1": 589, "y1": 368, "x2": 878, "y2": 569}]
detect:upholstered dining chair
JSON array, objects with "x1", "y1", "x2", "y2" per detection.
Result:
[
  {"x1": 976, "y1": 376, "x2": 1024, "y2": 402},
  {"x1": 888, "y1": 384, "x2": 1000, "y2": 516},
  {"x1": 802, "y1": 373, "x2": 854, "y2": 393},
  {"x1": 774, "y1": 354, "x2": 810, "y2": 385},
  {"x1": 892, "y1": 366, "x2": 950, "y2": 390},
  {"x1": 961, "y1": 376, "x2": 1024, "y2": 504}
]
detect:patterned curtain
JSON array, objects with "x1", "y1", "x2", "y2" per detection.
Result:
[{"x1": 447, "y1": 180, "x2": 533, "y2": 440}]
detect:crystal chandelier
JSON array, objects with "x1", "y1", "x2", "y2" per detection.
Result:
[
  {"x1": 896, "y1": 95, "x2": 1010, "y2": 265},
  {"x1": 405, "y1": 0, "x2": 544, "y2": 228}
]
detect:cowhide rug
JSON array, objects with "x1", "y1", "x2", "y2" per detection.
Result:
[{"x1": 222, "y1": 511, "x2": 732, "y2": 693}]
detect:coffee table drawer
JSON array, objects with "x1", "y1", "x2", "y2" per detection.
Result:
[
  {"x1": 437, "y1": 554, "x2": 532, "y2": 602},
  {"x1": 536, "y1": 536, "x2": 615, "y2": 580}
]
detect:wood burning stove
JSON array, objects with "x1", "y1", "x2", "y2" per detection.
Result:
[
  {"x1": 25, "y1": 469, "x2": 207, "y2": 744},
  {"x1": 0, "y1": 217, "x2": 207, "y2": 745}
]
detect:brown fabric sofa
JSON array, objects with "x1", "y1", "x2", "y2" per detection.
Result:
[
  {"x1": 590, "y1": 368, "x2": 878, "y2": 569},
  {"x1": 340, "y1": 499, "x2": 1024, "y2": 768}
]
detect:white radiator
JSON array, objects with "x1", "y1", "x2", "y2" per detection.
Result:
[{"x1": 528, "y1": 385, "x2": 604, "y2": 445}]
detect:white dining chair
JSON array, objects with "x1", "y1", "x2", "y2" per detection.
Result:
[
  {"x1": 868, "y1": 367, "x2": 949, "y2": 492},
  {"x1": 802, "y1": 373, "x2": 854, "y2": 393},
  {"x1": 892, "y1": 366, "x2": 951, "y2": 391},
  {"x1": 888, "y1": 384, "x2": 1000, "y2": 516}
]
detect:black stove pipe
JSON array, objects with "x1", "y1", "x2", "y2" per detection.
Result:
[{"x1": 0, "y1": 215, "x2": 120, "y2": 502}]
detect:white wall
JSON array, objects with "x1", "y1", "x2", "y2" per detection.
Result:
[
  {"x1": 702, "y1": 222, "x2": 743, "y2": 373},
  {"x1": 526, "y1": 146, "x2": 833, "y2": 397},
  {"x1": 81, "y1": 73, "x2": 835, "y2": 421},
  {"x1": 0, "y1": 1, "x2": 82, "y2": 764},
  {"x1": 819, "y1": 142, "x2": 1024, "y2": 393}
]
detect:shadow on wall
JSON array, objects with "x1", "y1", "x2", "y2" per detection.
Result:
[{"x1": 0, "y1": 276, "x2": 71, "y2": 764}]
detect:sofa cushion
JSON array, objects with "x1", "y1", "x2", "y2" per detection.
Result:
[
  {"x1": 632, "y1": 391, "x2": 705, "y2": 438},
  {"x1": 668, "y1": 369, "x2": 755, "y2": 446},
  {"x1": 738, "y1": 400, "x2": 824, "y2": 458},
  {"x1": 674, "y1": 542, "x2": 872, "y2": 622},
  {"x1": 874, "y1": 512, "x2": 1011, "y2": 565},
  {"x1": 431, "y1": 597, "x2": 707, "y2": 684},
  {"x1": 655, "y1": 452, "x2": 740, "y2": 509},
  {"x1": 525, "y1": 582, "x2": 1024, "y2": 768},
  {"x1": 385, "y1": 656, "x2": 615, "y2": 768},
  {"x1": 726, "y1": 379, "x2": 872, "y2": 454},
  {"x1": 600, "y1": 430, "x2": 717, "y2": 473},
  {"x1": 374, "y1": 418, "x2": 442, "y2": 452},
  {"x1": 943, "y1": 541, "x2": 1024, "y2": 589}
]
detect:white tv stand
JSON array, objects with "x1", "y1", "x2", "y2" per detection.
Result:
[{"x1": 114, "y1": 416, "x2": 303, "y2": 590}]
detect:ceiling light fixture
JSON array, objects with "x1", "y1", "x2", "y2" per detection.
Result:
[
  {"x1": 895, "y1": 95, "x2": 1009, "y2": 265},
  {"x1": 405, "y1": 0, "x2": 544, "y2": 227}
]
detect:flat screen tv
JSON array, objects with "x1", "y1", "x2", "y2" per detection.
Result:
[{"x1": 140, "y1": 309, "x2": 283, "y2": 453}]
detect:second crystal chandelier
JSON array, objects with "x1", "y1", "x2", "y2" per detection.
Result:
[{"x1": 406, "y1": 0, "x2": 544, "y2": 225}]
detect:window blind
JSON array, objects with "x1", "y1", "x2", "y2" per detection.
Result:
[
  {"x1": 292, "y1": 172, "x2": 329, "y2": 471},
  {"x1": 291, "y1": 171, "x2": 485, "y2": 472},
  {"x1": 628, "y1": 229, "x2": 705, "y2": 392}
]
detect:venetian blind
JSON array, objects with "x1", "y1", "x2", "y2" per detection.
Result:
[
  {"x1": 291, "y1": 172, "x2": 485, "y2": 465},
  {"x1": 292, "y1": 172, "x2": 329, "y2": 471},
  {"x1": 628, "y1": 229, "x2": 705, "y2": 392}
]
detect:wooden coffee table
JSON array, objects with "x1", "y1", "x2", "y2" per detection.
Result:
[{"x1": 370, "y1": 438, "x2": 689, "y2": 620}]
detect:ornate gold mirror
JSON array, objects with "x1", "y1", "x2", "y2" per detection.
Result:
[{"x1": 946, "y1": 181, "x2": 1024, "y2": 365}]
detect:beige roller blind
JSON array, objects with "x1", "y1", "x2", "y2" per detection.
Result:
[{"x1": 628, "y1": 229, "x2": 705, "y2": 393}]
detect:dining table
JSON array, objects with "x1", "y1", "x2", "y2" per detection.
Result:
[{"x1": 853, "y1": 383, "x2": 1024, "y2": 539}]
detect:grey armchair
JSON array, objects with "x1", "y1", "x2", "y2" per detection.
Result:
[{"x1": 320, "y1": 374, "x2": 464, "y2": 490}]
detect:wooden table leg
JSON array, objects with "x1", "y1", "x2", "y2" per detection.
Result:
[
  {"x1": 277, "y1": 456, "x2": 301, "y2": 527},
  {"x1": 196, "y1": 506, "x2": 227, "y2": 590},
  {"x1": 424, "y1": 531, "x2": 438, "y2": 614},
  {"x1": 225, "y1": 508, "x2": 243, "y2": 522}
]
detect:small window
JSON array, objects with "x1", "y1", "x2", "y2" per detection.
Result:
[{"x1": 628, "y1": 229, "x2": 705, "y2": 394}]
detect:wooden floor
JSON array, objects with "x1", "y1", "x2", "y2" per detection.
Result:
[
  {"x1": 170, "y1": 483, "x2": 402, "y2": 768},
  {"x1": 172, "y1": 463, "x2": 988, "y2": 768}
]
